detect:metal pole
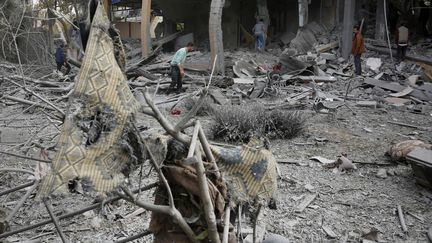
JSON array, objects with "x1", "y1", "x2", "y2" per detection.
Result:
[
  {"x1": 383, "y1": 0, "x2": 393, "y2": 61},
  {"x1": 0, "y1": 181, "x2": 35, "y2": 197},
  {"x1": 114, "y1": 230, "x2": 151, "y2": 243},
  {"x1": 0, "y1": 183, "x2": 158, "y2": 239},
  {"x1": 43, "y1": 199, "x2": 68, "y2": 243}
]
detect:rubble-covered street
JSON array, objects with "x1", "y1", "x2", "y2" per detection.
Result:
[{"x1": 1, "y1": 0, "x2": 432, "y2": 242}]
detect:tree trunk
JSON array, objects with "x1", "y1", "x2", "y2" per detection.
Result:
[
  {"x1": 341, "y1": 0, "x2": 355, "y2": 59},
  {"x1": 209, "y1": 0, "x2": 225, "y2": 75},
  {"x1": 298, "y1": 0, "x2": 309, "y2": 28},
  {"x1": 375, "y1": 0, "x2": 386, "y2": 41},
  {"x1": 141, "y1": 0, "x2": 152, "y2": 57}
]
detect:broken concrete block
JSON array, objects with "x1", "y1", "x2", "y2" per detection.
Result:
[
  {"x1": 408, "y1": 75, "x2": 420, "y2": 86},
  {"x1": 315, "y1": 41, "x2": 339, "y2": 53},
  {"x1": 376, "y1": 169, "x2": 388, "y2": 179},
  {"x1": 366, "y1": 58, "x2": 382, "y2": 72},
  {"x1": 316, "y1": 59, "x2": 326, "y2": 65},
  {"x1": 389, "y1": 87, "x2": 414, "y2": 98},
  {"x1": 320, "y1": 53, "x2": 336, "y2": 61},
  {"x1": 384, "y1": 97, "x2": 411, "y2": 106},
  {"x1": 326, "y1": 68, "x2": 336, "y2": 75},
  {"x1": 356, "y1": 101, "x2": 377, "y2": 108},
  {"x1": 209, "y1": 89, "x2": 231, "y2": 106},
  {"x1": 233, "y1": 60, "x2": 256, "y2": 78},
  {"x1": 282, "y1": 48, "x2": 297, "y2": 56}
]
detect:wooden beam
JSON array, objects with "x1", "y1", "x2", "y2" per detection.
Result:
[{"x1": 141, "y1": 0, "x2": 152, "y2": 57}]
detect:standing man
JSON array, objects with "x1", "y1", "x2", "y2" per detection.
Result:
[
  {"x1": 395, "y1": 22, "x2": 409, "y2": 61},
  {"x1": 168, "y1": 42, "x2": 194, "y2": 94},
  {"x1": 55, "y1": 42, "x2": 71, "y2": 76},
  {"x1": 252, "y1": 18, "x2": 266, "y2": 52},
  {"x1": 352, "y1": 25, "x2": 365, "y2": 76}
]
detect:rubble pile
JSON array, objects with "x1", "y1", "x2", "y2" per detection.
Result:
[{"x1": 1, "y1": 7, "x2": 432, "y2": 243}]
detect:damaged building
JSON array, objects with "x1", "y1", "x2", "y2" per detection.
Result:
[{"x1": 0, "y1": 0, "x2": 432, "y2": 242}]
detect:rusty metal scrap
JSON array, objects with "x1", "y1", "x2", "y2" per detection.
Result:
[{"x1": 38, "y1": 3, "x2": 141, "y2": 198}]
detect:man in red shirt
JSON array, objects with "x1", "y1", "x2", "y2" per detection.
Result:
[{"x1": 352, "y1": 25, "x2": 365, "y2": 75}]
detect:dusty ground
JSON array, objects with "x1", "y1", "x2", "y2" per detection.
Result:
[
  {"x1": 1, "y1": 89, "x2": 431, "y2": 243},
  {"x1": 1, "y1": 48, "x2": 432, "y2": 243}
]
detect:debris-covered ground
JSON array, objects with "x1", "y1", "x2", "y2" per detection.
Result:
[{"x1": 1, "y1": 20, "x2": 432, "y2": 243}]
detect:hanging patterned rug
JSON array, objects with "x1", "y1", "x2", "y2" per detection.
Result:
[{"x1": 38, "y1": 2, "x2": 141, "y2": 198}]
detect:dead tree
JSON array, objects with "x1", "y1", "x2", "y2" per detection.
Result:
[{"x1": 209, "y1": 0, "x2": 225, "y2": 75}]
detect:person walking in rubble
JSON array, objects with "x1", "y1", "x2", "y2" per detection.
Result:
[
  {"x1": 55, "y1": 42, "x2": 71, "y2": 76},
  {"x1": 352, "y1": 25, "x2": 365, "y2": 76},
  {"x1": 168, "y1": 42, "x2": 194, "y2": 94},
  {"x1": 395, "y1": 22, "x2": 409, "y2": 61},
  {"x1": 253, "y1": 18, "x2": 267, "y2": 52}
]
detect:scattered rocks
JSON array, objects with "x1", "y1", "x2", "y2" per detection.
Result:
[{"x1": 377, "y1": 169, "x2": 388, "y2": 179}]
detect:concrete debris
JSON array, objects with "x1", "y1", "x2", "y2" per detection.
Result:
[
  {"x1": 209, "y1": 89, "x2": 231, "y2": 105},
  {"x1": 294, "y1": 194, "x2": 317, "y2": 213},
  {"x1": 290, "y1": 27, "x2": 317, "y2": 53},
  {"x1": 310, "y1": 156, "x2": 335, "y2": 165},
  {"x1": 233, "y1": 60, "x2": 257, "y2": 78},
  {"x1": 364, "y1": 78, "x2": 432, "y2": 101},
  {"x1": 366, "y1": 58, "x2": 382, "y2": 72},
  {"x1": 407, "y1": 148, "x2": 432, "y2": 189},
  {"x1": 315, "y1": 41, "x2": 339, "y2": 53},
  {"x1": 376, "y1": 169, "x2": 388, "y2": 179},
  {"x1": 320, "y1": 53, "x2": 337, "y2": 61},
  {"x1": 356, "y1": 101, "x2": 377, "y2": 109},
  {"x1": 279, "y1": 54, "x2": 308, "y2": 75},
  {"x1": 384, "y1": 97, "x2": 411, "y2": 107},
  {"x1": 362, "y1": 228, "x2": 380, "y2": 241},
  {"x1": 389, "y1": 87, "x2": 414, "y2": 98},
  {"x1": 322, "y1": 225, "x2": 337, "y2": 238}
]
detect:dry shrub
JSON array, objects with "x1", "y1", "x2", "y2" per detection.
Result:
[
  {"x1": 211, "y1": 103, "x2": 305, "y2": 142},
  {"x1": 265, "y1": 109, "x2": 305, "y2": 139}
]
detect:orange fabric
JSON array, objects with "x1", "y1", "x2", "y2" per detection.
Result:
[{"x1": 352, "y1": 32, "x2": 365, "y2": 55}]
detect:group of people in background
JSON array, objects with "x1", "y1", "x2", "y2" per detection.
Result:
[
  {"x1": 54, "y1": 12, "x2": 411, "y2": 90},
  {"x1": 351, "y1": 21, "x2": 409, "y2": 76}
]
